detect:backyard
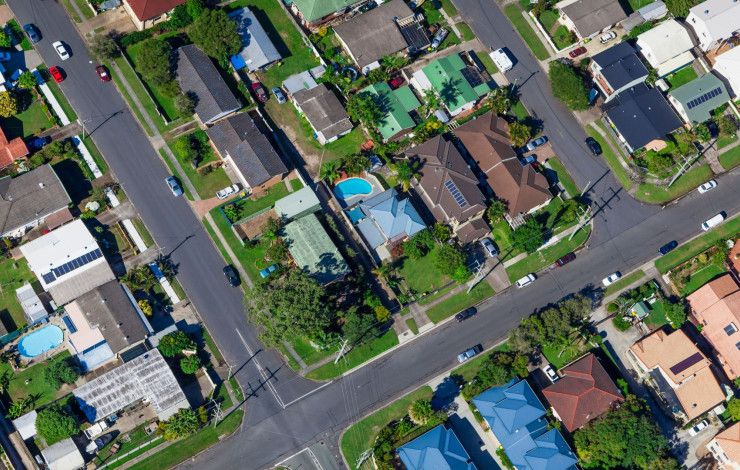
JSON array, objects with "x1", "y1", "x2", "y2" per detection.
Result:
[
  {"x1": 167, "y1": 130, "x2": 232, "y2": 199},
  {"x1": 666, "y1": 66, "x2": 698, "y2": 91},
  {"x1": 0, "y1": 351, "x2": 74, "y2": 408},
  {"x1": 0, "y1": 257, "x2": 36, "y2": 330}
]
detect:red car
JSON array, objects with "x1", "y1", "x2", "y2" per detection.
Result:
[
  {"x1": 96, "y1": 65, "x2": 111, "y2": 82},
  {"x1": 388, "y1": 76, "x2": 405, "y2": 89},
  {"x1": 568, "y1": 46, "x2": 587, "y2": 59},
  {"x1": 250, "y1": 82, "x2": 268, "y2": 103},
  {"x1": 48, "y1": 66, "x2": 64, "y2": 83},
  {"x1": 555, "y1": 252, "x2": 576, "y2": 267}
]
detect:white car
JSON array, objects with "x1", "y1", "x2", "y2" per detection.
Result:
[
  {"x1": 697, "y1": 180, "x2": 718, "y2": 194},
  {"x1": 688, "y1": 419, "x2": 709, "y2": 436},
  {"x1": 489, "y1": 48, "x2": 513, "y2": 72},
  {"x1": 602, "y1": 272, "x2": 622, "y2": 287},
  {"x1": 516, "y1": 274, "x2": 536, "y2": 288},
  {"x1": 53, "y1": 41, "x2": 70, "y2": 61},
  {"x1": 216, "y1": 184, "x2": 240, "y2": 200},
  {"x1": 480, "y1": 238, "x2": 498, "y2": 258},
  {"x1": 599, "y1": 31, "x2": 617, "y2": 44},
  {"x1": 702, "y1": 213, "x2": 726, "y2": 231},
  {"x1": 542, "y1": 364, "x2": 559, "y2": 382}
]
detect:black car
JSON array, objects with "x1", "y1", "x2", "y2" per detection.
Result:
[
  {"x1": 585, "y1": 137, "x2": 602, "y2": 156},
  {"x1": 23, "y1": 23, "x2": 41, "y2": 43},
  {"x1": 659, "y1": 240, "x2": 678, "y2": 256},
  {"x1": 223, "y1": 265, "x2": 240, "y2": 287},
  {"x1": 555, "y1": 252, "x2": 576, "y2": 267},
  {"x1": 455, "y1": 307, "x2": 477, "y2": 322}
]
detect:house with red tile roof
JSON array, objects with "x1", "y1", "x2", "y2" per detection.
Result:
[
  {"x1": 0, "y1": 126, "x2": 29, "y2": 170},
  {"x1": 708, "y1": 422, "x2": 740, "y2": 469},
  {"x1": 123, "y1": 0, "x2": 186, "y2": 31},
  {"x1": 542, "y1": 353, "x2": 623, "y2": 432}
]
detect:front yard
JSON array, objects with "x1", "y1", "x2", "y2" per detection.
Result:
[
  {"x1": 425, "y1": 282, "x2": 494, "y2": 323},
  {"x1": 305, "y1": 329, "x2": 399, "y2": 380},
  {"x1": 505, "y1": 225, "x2": 591, "y2": 282},
  {"x1": 167, "y1": 131, "x2": 232, "y2": 199},
  {"x1": 397, "y1": 246, "x2": 450, "y2": 295},
  {"x1": 0, "y1": 257, "x2": 36, "y2": 330},
  {"x1": 656, "y1": 215, "x2": 740, "y2": 273},
  {"x1": 668, "y1": 243, "x2": 728, "y2": 296},
  {"x1": 635, "y1": 164, "x2": 713, "y2": 204},
  {"x1": 720, "y1": 145, "x2": 740, "y2": 171},
  {"x1": 536, "y1": 8, "x2": 576, "y2": 50},
  {"x1": 0, "y1": 92, "x2": 55, "y2": 139}
]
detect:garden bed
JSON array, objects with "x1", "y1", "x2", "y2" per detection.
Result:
[{"x1": 668, "y1": 244, "x2": 728, "y2": 295}]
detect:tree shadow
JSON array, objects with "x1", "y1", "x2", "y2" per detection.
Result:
[{"x1": 52, "y1": 159, "x2": 92, "y2": 206}]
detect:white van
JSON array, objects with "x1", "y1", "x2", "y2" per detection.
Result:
[
  {"x1": 515, "y1": 273, "x2": 536, "y2": 288},
  {"x1": 489, "y1": 48, "x2": 513, "y2": 72},
  {"x1": 702, "y1": 213, "x2": 725, "y2": 231}
]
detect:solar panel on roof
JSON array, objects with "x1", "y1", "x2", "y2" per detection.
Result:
[
  {"x1": 669, "y1": 352, "x2": 703, "y2": 375},
  {"x1": 444, "y1": 179, "x2": 468, "y2": 208},
  {"x1": 686, "y1": 87, "x2": 722, "y2": 110},
  {"x1": 461, "y1": 66, "x2": 483, "y2": 88},
  {"x1": 49, "y1": 249, "x2": 103, "y2": 279},
  {"x1": 42, "y1": 272, "x2": 56, "y2": 284}
]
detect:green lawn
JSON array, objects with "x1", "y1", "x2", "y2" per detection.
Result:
[
  {"x1": 405, "y1": 318, "x2": 419, "y2": 334},
  {"x1": 588, "y1": 123, "x2": 633, "y2": 190},
  {"x1": 221, "y1": 179, "x2": 300, "y2": 222},
  {"x1": 505, "y1": 225, "x2": 591, "y2": 282},
  {"x1": 720, "y1": 145, "x2": 740, "y2": 171},
  {"x1": 426, "y1": 282, "x2": 495, "y2": 323},
  {"x1": 627, "y1": 0, "x2": 655, "y2": 13},
  {"x1": 398, "y1": 247, "x2": 449, "y2": 294},
  {"x1": 292, "y1": 337, "x2": 335, "y2": 366},
  {"x1": 95, "y1": 423, "x2": 157, "y2": 466},
  {"x1": 682, "y1": 263, "x2": 727, "y2": 296},
  {"x1": 644, "y1": 300, "x2": 669, "y2": 329},
  {"x1": 538, "y1": 9, "x2": 559, "y2": 30},
  {"x1": 511, "y1": 101, "x2": 529, "y2": 120},
  {"x1": 456, "y1": 22, "x2": 476, "y2": 41},
  {"x1": 132, "y1": 218, "x2": 155, "y2": 248},
  {"x1": 0, "y1": 257, "x2": 36, "y2": 330},
  {"x1": 667, "y1": 67, "x2": 698, "y2": 90},
  {"x1": 81, "y1": 136, "x2": 109, "y2": 175},
  {"x1": 716, "y1": 133, "x2": 737, "y2": 149},
  {"x1": 202, "y1": 216, "x2": 231, "y2": 261},
  {"x1": 541, "y1": 340, "x2": 588, "y2": 369},
  {"x1": 476, "y1": 51, "x2": 498, "y2": 74},
  {"x1": 604, "y1": 270, "x2": 646, "y2": 297},
  {"x1": 340, "y1": 386, "x2": 433, "y2": 470},
  {"x1": 167, "y1": 131, "x2": 232, "y2": 199},
  {"x1": 635, "y1": 164, "x2": 713, "y2": 204},
  {"x1": 0, "y1": 351, "x2": 73, "y2": 407},
  {"x1": 111, "y1": 55, "x2": 167, "y2": 135},
  {"x1": 440, "y1": 0, "x2": 458, "y2": 16},
  {"x1": 491, "y1": 219, "x2": 522, "y2": 261},
  {"x1": 547, "y1": 157, "x2": 579, "y2": 196},
  {"x1": 306, "y1": 329, "x2": 399, "y2": 380},
  {"x1": 72, "y1": 0, "x2": 94, "y2": 19},
  {"x1": 418, "y1": 285, "x2": 455, "y2": 306},
  {"x1": 0, "y1": 97, "x2": 55, "y2": 139},
  {"x1": 60, "y1": 0, "x2": 82, "y2": 22},
  {"x1": 503, "y1": 4, "x2": 550, "y2": 60},
  {"x1": 656, "y1": 216, "x2": 740, "y2": 273},
  {"x1": 291, "y1": 105, "x2": 366, "y2": 162}
]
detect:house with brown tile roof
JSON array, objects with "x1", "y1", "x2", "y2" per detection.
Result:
[
  {"x1": 123, "y1": 0, "x2": 186, "y2": 30},
  {"x1": 627, "y1": 328, "x2": 726, "y2": 422},
  {"x1": 708, "y1": 423, "x2": 740, "y2": 469},
  {"x1": 0, "y1": 126, "x2": 29, "y2": 170},
  {"x1": 687, "y1": 274, "x2": 740, "y2": 379},
  {"x1": 405, "y1": 134, "x2": 488, "y2": 243},
  {"x1": 453, "y1": 112, "x2": 552, "y2": 218},
  {"x1": 542, "y1": 353, "x2": 622, "y2": 432}
]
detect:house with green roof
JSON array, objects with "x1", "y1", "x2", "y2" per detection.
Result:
[
  {"x1": 290, "y1": 0, "x2": 365, "y2": 29},
  {"x1": 283, "y1": 213, "x2": 350, "y2": 285},
  {"x1": 360, "y1": 83, "x2": 421, "y2": 141},
  {"x1": 408, "y1": 53, "x2": 491, "y2": 116},
  {"x1": 667, "y1": 73, "x2": 730, "y2": 125}
]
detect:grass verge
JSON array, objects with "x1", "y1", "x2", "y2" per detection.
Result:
[
  {"x1": 656, "y1": 216, "x2": 740, "y2": 273},
  {"x1": 719, "y1": 145, "x2": 740, "y2": 171},
  {"x1": 456, "y1": 22, "x2": 476, "y2": 41},
  {"x1": 635, "y1": 164, "x2": 713, "y2": 204},
  {"x1": 503, "y1": 4, "x2": 550, "y2": 60},
  {"x1": 604, "y1": 269, "x2": 646, "y2": 297},
  {"x1": 547, "y1": 157, "x2": 579, "y2": 196},
  {"x1": 405, "y1": 318, "x2": 419, "y2": 334},
  {"x1": 132, "y1": 218, "x2": 154, "y2": 248},
  {"x1": 306, "y1": 330, "x2": 399, "y2": 380},
  {"x1": 426, "y1": 282, "x2": 495, "y2": 323},
  {"x1": 587, "y1": 123, "x2": 633, "y2": 190},
  {"x1": 505, "y1": 225, "x2": 591, "y2": 282}
]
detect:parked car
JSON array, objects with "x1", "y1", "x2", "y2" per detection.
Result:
[
  {"x1": 480, "y1": 238, "x2": 498, "y2": 258},
  {"x1": 48, "y1": 65, "x2": 64, "y2": 83},
  {"x1": 489, "y1": 48, "x2": 513, "y2": 72},
  {"x1": 271, "y1": 87, "x2": 286, "y2": 104},
  {"x1": 658, "y1": 240, "x2": 678, "y2": 256},
  {"x1": 516, "y1": 273, "x2": 536, "y2": 288},
  {"x1": 259, "y1": 264, "x2": 277, "y2": 279},
  {"x1": 457, "y1": 344, "x2": 483, "y2": 363},
  {"x1": 23, "y1": 24, "x2": 41, "y2": 43},
  {"x1": 702, "y1": 212, "x2": 725, "y2": 231},
  {"x1": 52, "y1": 41, "x2": 70, "y2": 61},
  {"x1": 601, "y1": 272, "x2": 621, "y2": 287},
  {"x1": 542, "y1": 364, "x2": 559, "y2": 382},
  {"x1": 165, "y1": 176, "x2": 183, "y2": 197},
  {"x1": 455, "y1": 307, "x2": 477, "y2": 322},
  {"x1": 216, "y1": 184, "x2": 240, "y2": 200},
  {"x1": 359, "y1": 0, "x2": 377, "y2": 12},
  {"x1": 388, "y1": 75, "x2": 405, "y2": 89},
  {"x1": 223, "y1": 265, "x2": 240, "y2": 287},
  {"x1": 96, "y1": 65, "x2": 111, "y2": 82},
  {"x1": 688, "y1": 419, "x2": 709, "y2": 436},
  {"x1": 525, "y1": 136, "x2": 548, "y2": 152},
  {"x1": 28, "y1": 136, "x2": 51, "y2": 150},
  {"x1": 251, "y1": 82, "x2": 268, "y2": 103},
  {"x1": 519, "y1": 154, "x2": 536, "y2": 166},
  {"x1": 555, "y1": 252, "x2": 576, "y2": 267},
  {"x1": 431, "y1": 28, "x2": 448, "y2": 50},
  {"x1": 585, "y1": 137, "x2": 602, "y2": 156},
  {"x1": 697, "y1": 180, "x2": 718, "y2": 194},
  {"x1": 0, "y1": 51, "x2": 11, "y2": 62},
  {"x1": 599, "y1": 31, "x2": 617, "y2": 44},
  {"x1": 568, "y1": 46, "x2": 587, "y2": 59}
]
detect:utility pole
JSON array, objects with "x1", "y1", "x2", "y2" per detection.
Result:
[
  {"x1": 334, "y1": 338, "x2": 349, "y2": 364},
  {"x1": 568, "y1": 204, "x2": 592, "y2": 241},
  {"x1": 210, "y1": 399, "x2": 224, "y2": 428},
  {"x1": 226, "y1": 364, "x2": 233, "y2": 381},
  {"x1": 668, "y1": 153, "x2": 699, "y2": 187}
]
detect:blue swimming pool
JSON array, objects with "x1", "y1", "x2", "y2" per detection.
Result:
[
  {"x1": 17, "y1": 325, "x2": 64, "y2": 358},
  {"x1": 334, "y1": 178, "x2": 372, "y2": 200}
]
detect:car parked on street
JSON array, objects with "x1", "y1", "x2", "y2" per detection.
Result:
[
  {"x1": 48, "y1": 66, "x2": 64, "y2": 83},
  {"x1": 489, "y1": 48, "x2": 513, "y2": 72},
  {"x1": 216, "y1": 184, "x2": 240, "y2": 200},
  {"x1": 688, "y1": 419, "x2": 709, "y2": 436},
  {"x1": 516, "y1": 274, "x2": 536, "y2": 288},
  {"x1": 702, "y1": 212, "x2": 725, "y2": 231},
  {"x1": 697, "y1": 180, "x2": 717, "y2": 194},
  {"x1": 659, "y1": 240, "x2": 678, "y2": 256},
  {"x1": 480, "y1": 238, "x2": 498, "y2": 258},
  {"x1": 251, "y1": 82, "x2": 268, "y2": 103},
  {"x1": 96, "y1": 65, "x2": 111, "y2": 82},
  {"x1": 165, "y1": 176, "x2": 183, "y2": 197},
  {"x1": 602, "y1": 272, "x2": 621, "y2": 287},
  {"x1": 271, "y1": 87, "x2": 286, "y2": 104},
  {"x1": 599, "y1": 31, "x2": 617, "y2": 44},
  {"x1": 585, "y1": 137, "x2": 602, "y2": 156},
  {"x1": 542, "y1": 364, "x2": 559, "y2": 382},
  {"x1": 223, "y1": 265, "x2": 240, "y2": 287},
  {"x1": 555, "y1": 252, "x2": 576, "y2": 267},
  {"x1": 568, "y1": 46, "x2": 587, "y2": 59},
  {"x1": 457, "y1": 344, "x2": 483, "y2": 363},
  {"x1": 23, "y1": 24, "x2": 41, "y2": 43},
  {"x1": 52, "y1": 41, "x2": 70, "y2": 61},
  {"x1": 455, "y1": 307, "x2": 477, "y2": 322}
]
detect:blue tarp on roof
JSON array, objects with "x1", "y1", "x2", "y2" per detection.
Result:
[{"x1": 228, "y1": 7, "x2": 281, "y2": 72}]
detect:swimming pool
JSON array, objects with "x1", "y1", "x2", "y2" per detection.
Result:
[
  {"x1": 17, "y1": 325, "x2": 64, "y2": 358},
  {"x1": 334, "y1": 178, "x2": 372, "y2": 201}
]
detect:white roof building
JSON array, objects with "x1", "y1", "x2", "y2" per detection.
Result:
[
  {"x1": 19, "y1": 220, "x2": 115, "y2": 305},
  {"x1": 41, "y1": 438, "x2": 84, "y2": 470},
  {"x1": 686, "y1": 0, "x2": 740, "y2": 51},
  {"x1": 11, "y1": 410, "x2": 37, "y2": 440},
  {"x1": 635, "y1": 20, "x2": 695, "y2": 77},
  {"x1": 714, "y1": 47, "x2": 740, "y2": 97}
]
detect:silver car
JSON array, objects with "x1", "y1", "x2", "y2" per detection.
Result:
[
  {"x1": 457, "y1": 344, "x2": 483, "y2": 363},
  {"x1": 165, "y1": 176, "x2": 183, "y2": 197},
  {"x1": 480, "y1": 238, "x2": 498, "y2": 258}
]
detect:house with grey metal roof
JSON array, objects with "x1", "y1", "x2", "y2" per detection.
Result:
[
  {"x1": 206, "y1": 113, "x2": 288, "y2": 195},
  {"x1": 556, "y1": 0, "x2": 627, "y2": 40},
  {"x1": 176, "y1": 44, "x2": 241, "y2": 125},
  {"x1": 41, "y1": 438, "x2": 84, "y2": 470},
  {"x1": 292, "y1": 84, "x2": 353, "y2": 144},
  {"x1": 0, "y1": 164, "x2": 71, "y2": 238},
  {"x1": 12, "y1": 410, "x2": 37, "y2": 440},
  {"x1": 228, "y1": 7, "x2": 281, "y2": 72},
  {"x1": 668, "y1": 73, "x2": 730, "y2": 125},
  {"x1": 590, "y1": 43, "x2": 649, "y2": 102},
  {"x1": 274, "y1": 186, "x2": 321, "y2": 221},
  {"x1": 16, "y1": 283, "x2": 49, "y2": 325},
  {"x1": 283, "y1": 213, "x2": 350, "y2": 285}
]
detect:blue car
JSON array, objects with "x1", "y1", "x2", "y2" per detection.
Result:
[
  {"x1": 23, "y1": 23, "x2": 41, "y2": 43},
  {"x1": 659, "y1": 240, "x2": 678, "y2": 256},
  {"x1": 259, "y1": 264, "x2": 277, "y2": 278}
]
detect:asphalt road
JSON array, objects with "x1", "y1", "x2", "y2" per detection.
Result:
[{"x1": 8, "y1": 2, "x2": 740, "y2": 469}]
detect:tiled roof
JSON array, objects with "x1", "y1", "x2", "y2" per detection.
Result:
[
  {"x1": 125, "y1": 0, "x2": 186, "y2": 21},
  {"x1": 0, "y1": 126, "x2": 29, "y2": 170},
  {"x1": 293, "y1": 84, "x2": 353, "y2": 141},
  {"x1": 713, "y1": 423, "x2": 740, "y2": 465},
  {"x1": 398, "y1": 424, "x2": 477, "y2": 470}
]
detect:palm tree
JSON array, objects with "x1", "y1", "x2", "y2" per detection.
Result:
[
  {"x1": 395, "y1": 159, "x2": 421, "y2": 191},
  {"x1": 320, "y1": 160, "x2": 342, "y2": 183},
  {"x1": 342, "y1": 153, "x2": 370, "y2": 176},
  {"x1": 509, "y1": 121, "x2": 532, "y2": 147},
  {"x1": 422, "y1": 89, "x2": 442, "y2": 117}
]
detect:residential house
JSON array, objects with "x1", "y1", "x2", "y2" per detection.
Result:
[
  {"x1": 355, "y1": 188, "x2": 426, "y2": 260},
  {"x1": 290, "y1": 0, "x2": 365, "y2": 29},
  {"x1": 602, "y1": 83, "x2": 683, "y2": 152},
  {"x1": 20, "y1": 219, "x2": 115, "y2": 306},
  {"x1": 122, "y1": 0, "x2": 186, "y2": 31},
  {"x1": 176, "y1": 45, "x2": 241, "y2": 125},
  {"x1": 333, "y1": 0, "x2": 423, "y2": 73},
  {"x1": 635, "y1": 19, "x2": 695, "y2": 77},
  {"x1": 668, "y1": 73, "x2": 730, "y2": 124},
  {"x1": 708, "y1": 423, "x2": 740, "y2": 469},
  {"x1": 590, "y1": 43, "x2": 649, "y2": 101},
  {"x1": 74, "y1": 348, "x2": 189, "y2": 422},
  {"x1": 397, "y1": 424, "x2": 477, "y2": 470},
  {"x1": 274, "y1": 186, "x2": 321, "y2": 221},
  {"x1": 41, "y1": 438, "x2": 84, "y2": 470},
  {"x1": 686, "y1": 274, "x2": 740, "y2": 380},
  {"x1": 206, "y1": 113, "x2": 288, "y2": 196},
  {"x1": 473, "y1": 379, "x2": 578, "y2": 470},
  {"x1": 406, "y1": 134, "x2": 489, "y2": 243},
  {"x1": 16, "y1": 283, "x2": 49, "y2": 325},
  {"x1": 555, "y1": 0, "x2": 627, "y2": 41},
  {"x1": 453, "y1": 112, "x2": 552, "y2": 219},
  {"x1": 0, "y1": 125, "x2": 29, "y2": 170},
  {"x1": 11, "y1": 410, "x2": 37, "y2": 441},
  {"x1": 64, "y1": 281, "x2": 153, "y2": 372},
  {"x1": 282, "y1": 66, "x2": 326, "y2": 96},
  {"x1": 228, "y1": 7, "x2": 282, "y2": 72},
  {"x1": 627, "y1": 328, "x2": 726, "y2": 422},
  {"x1": 409, "y1": 53, "x2": 491, "y2": 116},
  {"x1": 714, "y1": 47, "x2": 740, "y2": 97},
  {"x1": 0, "y1": 164, "x2": 71, "y2": 238},
  {"x1": 292, "y1": 84, "x2": 353, "y2": 144},
  {"x1": 542, "y1": 353, "x2": 623, "y2": 432},
  {"x1": 359, "y1": 82, "x2": 421, "y2": 141},
  {"x1": 283, "y1": 213, "x2": 350, "y2": 285},
  {"x1": 686, "y1": 0, "x2": 740, "y2": 52}
]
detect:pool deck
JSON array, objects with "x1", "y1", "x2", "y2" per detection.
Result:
[{"x1": 335, "y1": 173, "x2": 384, "y2": 208}]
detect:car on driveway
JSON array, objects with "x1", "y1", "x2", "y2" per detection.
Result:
[
  {"x1": 568, "y1": 46, "x2": 587, "y2": 59},
  {"x1": 602, "y1": 272, "x2": 621, "y2": 287},
  {"x1": 525, "y1": 136, "x2": 548, "y2": 152},
  {"x1": 271, "y1": 87, "x2": 286, "y2": 104},
  {"x1": 49, "y1": 66, "x2": 64, "y2": 83},
  {"x1": 599, "y1": 31, "x2": 617, "y2": 44},
  {"x1": 388, "y1": 76, "x2": 405, "y2": 89},
  {"x1": 555, "y1": 252, "x2": 576, "y2": 267},
  {"x1": 52, "y1": 41, "x2": 70, "y2": 61},
  {"x1": 165, "y1": 176, "x2": 183, "y2": 197},
  {"x1": 585, "y1": 137, "x2": 602, "y2": 156},
  {"x1": 480, "y1": 238, "x2": 498, "y2": 258},
  {"x1": 659, "y1": 240, "x2": 678, "y2": 256},
  {"x1": 223, "y1": 265, "x2": 240, "y2": 287},
  {"x1": 251, "y1": 82, "x2": 268, "y2": 103},
  {"x1": 697, "y1": 180, "x2": 717, "y2": 194},
  {"x1": 23, "y1": 24, "x2": 41, "y2": 43},
  {"x1": 516, "y1": 273, "x2": 536, "y2": 288},
  {"x1": 431, "y1": 28, "x2": 448, "y2": 50},
  {"x1": 216, "y1": 184, "x2": 240, "y2": 200},
  {"x1": 96, "y1": 65, "x2": 111, "y2": 82},
  {"x1": 542, "y1": 364, "x2": 559, "y2": 382},
  {"x1": 457, "y1": 344, "x2": 483, "y2": 363},
  {"x1": 688, "y1": 419, "x2": 709, "y2": 437},
  {"x1": 455, "y1": 307, "x2": 477, "y2": 322}
]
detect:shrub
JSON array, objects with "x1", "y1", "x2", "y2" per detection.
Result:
[
  {"x1": 138, "y1": 299, "x2": 153, "y2": 316},
  {"x1": 612, "y1": 316, "x2": 632, "y2": 331},
  {"x1": 119, "y1": 30, "x2": 153, "y2": 48},
  {"x1": 44, "y1": 359, "x2": 79, "y2": 390},
  {"x1": 606, "y1": 302, "x2": 618, "y2": 313},
  {"x1": 161, "y1": 408, "x2": 200, "y2": 440},
  {"x1": 548, "y1": 60, "x2": 589, "y2": 110},
  {"x1": 408, "y1": 399, "x2": 434, "y2": 425},
  {"x1": 36, "y1": 407, "x2": 79, "y2": 444},
  {"x1": 158, "y1": 331, "x2": 196, "y2": 357},
  {"x1": 180, "y1": 355, "x2": 201, "y2": 374}
]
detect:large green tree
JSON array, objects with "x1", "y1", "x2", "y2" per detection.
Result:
[
  {"x1": 511, "y1": 218, "x2": 544, "y2": 253},
  {"x1": 548, "y1": 61, "x2": 589, "y2": 110},
  {"x1": 509, "y1": 121, "x2": 532, "y2": 147},
  {"x1": 161, "y1": 408, "x2": 200, "y2": 440},
  {"x1": 136, "y1": 38, "x2": 174, "y2": 86},
  {"x1": 0, "y1": 91, "x2": 18, "y2": 117},
  {"x1": 395, "y1": 159, "x2": 421, "y2": 191},
  {"x1": 347, "y1": 92, "x2": 383, "y2": 128},
  {"x1": 36, "y1": 407, "x2": 79, "y2": 444},
  {"x1": 90, "y1": 34, "x2": 119, "y2": 61},
  {"x1": 158, "y1": 331, "x2": 196, "y2": 358},
  {"x1": 188, "y1": 9, "x2": 242, "y2": 65},
  {"x1": 342, "y1": 308, "x2": 377, "y2": 345},
  {"x1": 44, "y1": 359, "x2": 79, "y2": 390},
  {"x1": 434, "y1": 244, "x2": 469, "y2": 282}
]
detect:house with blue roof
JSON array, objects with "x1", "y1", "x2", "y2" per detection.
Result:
[
  {"x1": 397, "y1": 424, "x2": 476, "y2": 470},
  {"x1": 472, "y1": 379, "x2": 578, "y2": 470}
]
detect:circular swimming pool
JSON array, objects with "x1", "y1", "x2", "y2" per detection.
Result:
[
  {"x1": 17, "y1": 325, "x2": 64, "y2": 358},
  {"x1": 334, "y1": 177, "x2": 372, "y2": 201}
]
